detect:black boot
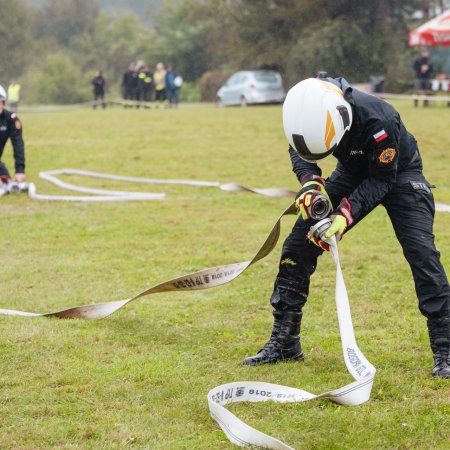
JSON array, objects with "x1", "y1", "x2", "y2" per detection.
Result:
[
  {"x1": 242, "y1": 310, "x2": 303, "y2": 366},
  {"x1": 427, "y1": 317, "x2": 450, "y2": 379}
]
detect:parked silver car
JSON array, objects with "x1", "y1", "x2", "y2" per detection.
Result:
[{"x1": 216, "y1": 70, "x2": 285, "y2": 106}]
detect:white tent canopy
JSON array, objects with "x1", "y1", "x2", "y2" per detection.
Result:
[{"x1": 409, "y1": 9, "x2": 450, "y2": 47}]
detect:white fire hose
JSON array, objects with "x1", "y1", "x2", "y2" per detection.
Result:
[
  {"x1": 4, "y1": 168, "x2": 450, "y2": 447},
  {"x1": 207, "y1": 218, "x2": 375, "y2": 449},
  {"x1": 0, "y1": 196, "x2": 376, "y2": 448},
  {"x1": 21, "y1": 169, "x2": 296, "y2": 201},
  {"x1": 6, "y1": 168, "x2": 450, "y2": 215}
]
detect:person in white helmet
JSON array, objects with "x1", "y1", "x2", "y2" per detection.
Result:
[
  {"x1": 243, "y1": 74, "x2": 450, "y2": 379},
  {"x1": 0, "y1": 85, "x2": 26, "y2": 193}
]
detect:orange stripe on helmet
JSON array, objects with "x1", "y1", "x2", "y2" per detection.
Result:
[
  {"x1": 319, "y1": 80, "x2": 344, "y2": 97},
  {"x1": 325, "y1": 110, "x2": 336, "y2": 150}
]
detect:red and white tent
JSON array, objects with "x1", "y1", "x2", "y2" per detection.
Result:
[{"x1": 409, "y1": 9, "x2": 450, "y2": 47}]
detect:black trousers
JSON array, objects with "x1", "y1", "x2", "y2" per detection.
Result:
[
  {"x1": 272, "y1": 166, "x2": 450, "y2": 319},
  {"x1": 123, "y1": 88, "x2": 135, "y2": 100},
  {"x1": 93, "y1": 92, "x2": 106, "y2": 109},
  {"x1": 155, "y1": 89, "x2": 166, "y2": 102}
]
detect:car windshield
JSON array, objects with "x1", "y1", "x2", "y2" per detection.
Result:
[{"x1": 254, "y1": 72, "x2": 279, "y2": 83}]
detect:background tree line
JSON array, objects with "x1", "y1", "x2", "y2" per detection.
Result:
[{"x1": 1, "y1": 0, "x2": 448, "y2": 104}]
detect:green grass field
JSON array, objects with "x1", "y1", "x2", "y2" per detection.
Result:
[{"x1": 0, "y1": 102, "x2": 449, "y2": 449}]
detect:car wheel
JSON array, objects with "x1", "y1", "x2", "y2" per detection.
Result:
[{"x1": 240, "y1": 96, "x2": 248, "y2": 107}]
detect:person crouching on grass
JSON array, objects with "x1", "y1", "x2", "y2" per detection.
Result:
[
  {"x1": 0, "y1": 85, "x2": 26, "y2": 195},
  {"x1": 243, "y1": 74, "x2": 450, "y2": 379}
]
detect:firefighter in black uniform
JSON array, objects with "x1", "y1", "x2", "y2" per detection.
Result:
[
  {"x1": 122, "y1": 63, "x2": 138, "y2": 107},
  {"x1": 413, "y1": 48, "x2": 433, "y2": 107},
  {"x1": 136, "y1": 66, "x2": 153, "y2": 104},
  {"x1": 0, "y1": 85, "x2": 26, "y2": 192},
  {"x1": 243, "y1": 75, "x2": 450, "y2": 378},
  {"x1": 142, "y1": 67, "x2": 154, "y2": 103},
  {"x1": 92, "y1": 70, "x2": 106, "y2": 109}
]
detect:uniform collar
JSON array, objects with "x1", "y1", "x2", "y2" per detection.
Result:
[
  {"x1": 327, "y1": 77, "x2": 357, "y2": 154},
  {"x1": 337, "y1": 77, "x2": 355, "y2": 105}
]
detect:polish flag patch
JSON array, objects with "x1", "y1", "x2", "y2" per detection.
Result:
[{"x1": 373, "y1": 129, "x2": 388, "y2": 142}]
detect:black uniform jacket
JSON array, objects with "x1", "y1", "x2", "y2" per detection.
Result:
[
  {"x1": 0, "y1": 109, "x2": 25, "y2": 174},
  {"x1": 289, "y1": 77, "x2": 422, "y2": 220},
  {"x1": 413, "y1": 57, "x2": 433, "y2": 79},
  {"x1": 92, "y1": 76, "x2": 105, "y2": 95}
]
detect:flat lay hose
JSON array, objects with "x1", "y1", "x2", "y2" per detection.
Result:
[{"x1": 0, "y1": 192, "x2": 375, "y2": 448}]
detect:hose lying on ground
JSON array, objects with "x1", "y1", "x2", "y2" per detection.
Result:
[
  {"x1": 0, "y1": 199, "x2": 376, "y2": 449},
  {"x1": 21, "y1": 168, "x2": 296, "y2": 202}
]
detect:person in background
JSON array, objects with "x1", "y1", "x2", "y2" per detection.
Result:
[
  {"x1": 142, "y1": 66, "x2": 154, "y2": 104},
  {"x1": 431, "y1": 73, "x2": 450, "y2": 107},
  {"x1": 431, "y1": 73, "x2": 449, "y2": 93},
  {"x1": 7, "y1": 80, "x2": 21, "y2": 113},
  {"x1": 0, "y1": 85, "x2": 26, "y2": 195},
  {"x1": 413, "y1": 48, "x2": 433, "y2": 107},
  {"x1": 165, "y1": 65, "x2": 182, "y2": 108},
  {"x1": 92, "y1": 70, "x2": 106, "y2": 109},
  {"x1": 137, "y1": 64, "x2": 153, "y2": 106},
  {"x1": 122, "y1": 63, "x2": 137, "y2": 107},
  {"x1": 153, "y1": 62, "x2": 167, "y2": 107},
  {"x1": 132, "y1": 60, "x2": 145, "y2": 107}
]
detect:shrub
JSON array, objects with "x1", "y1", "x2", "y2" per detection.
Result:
[
  {"x1": 199, "y1": 70, "x2": 230, "y2": 102},
  {"x1": 179, "y1": 81, "x2": 200, "y2": 103},
  {"x1": 22, "y1": 52, "x2": 91, "y2": 104}
]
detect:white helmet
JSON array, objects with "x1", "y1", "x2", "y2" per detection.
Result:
[
  {"x1": 0, "y1": 85, "x2": 6, "y2": 102},
  {"x1": 283, "y1": 78, "x2": 353, "y2": 161}
]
